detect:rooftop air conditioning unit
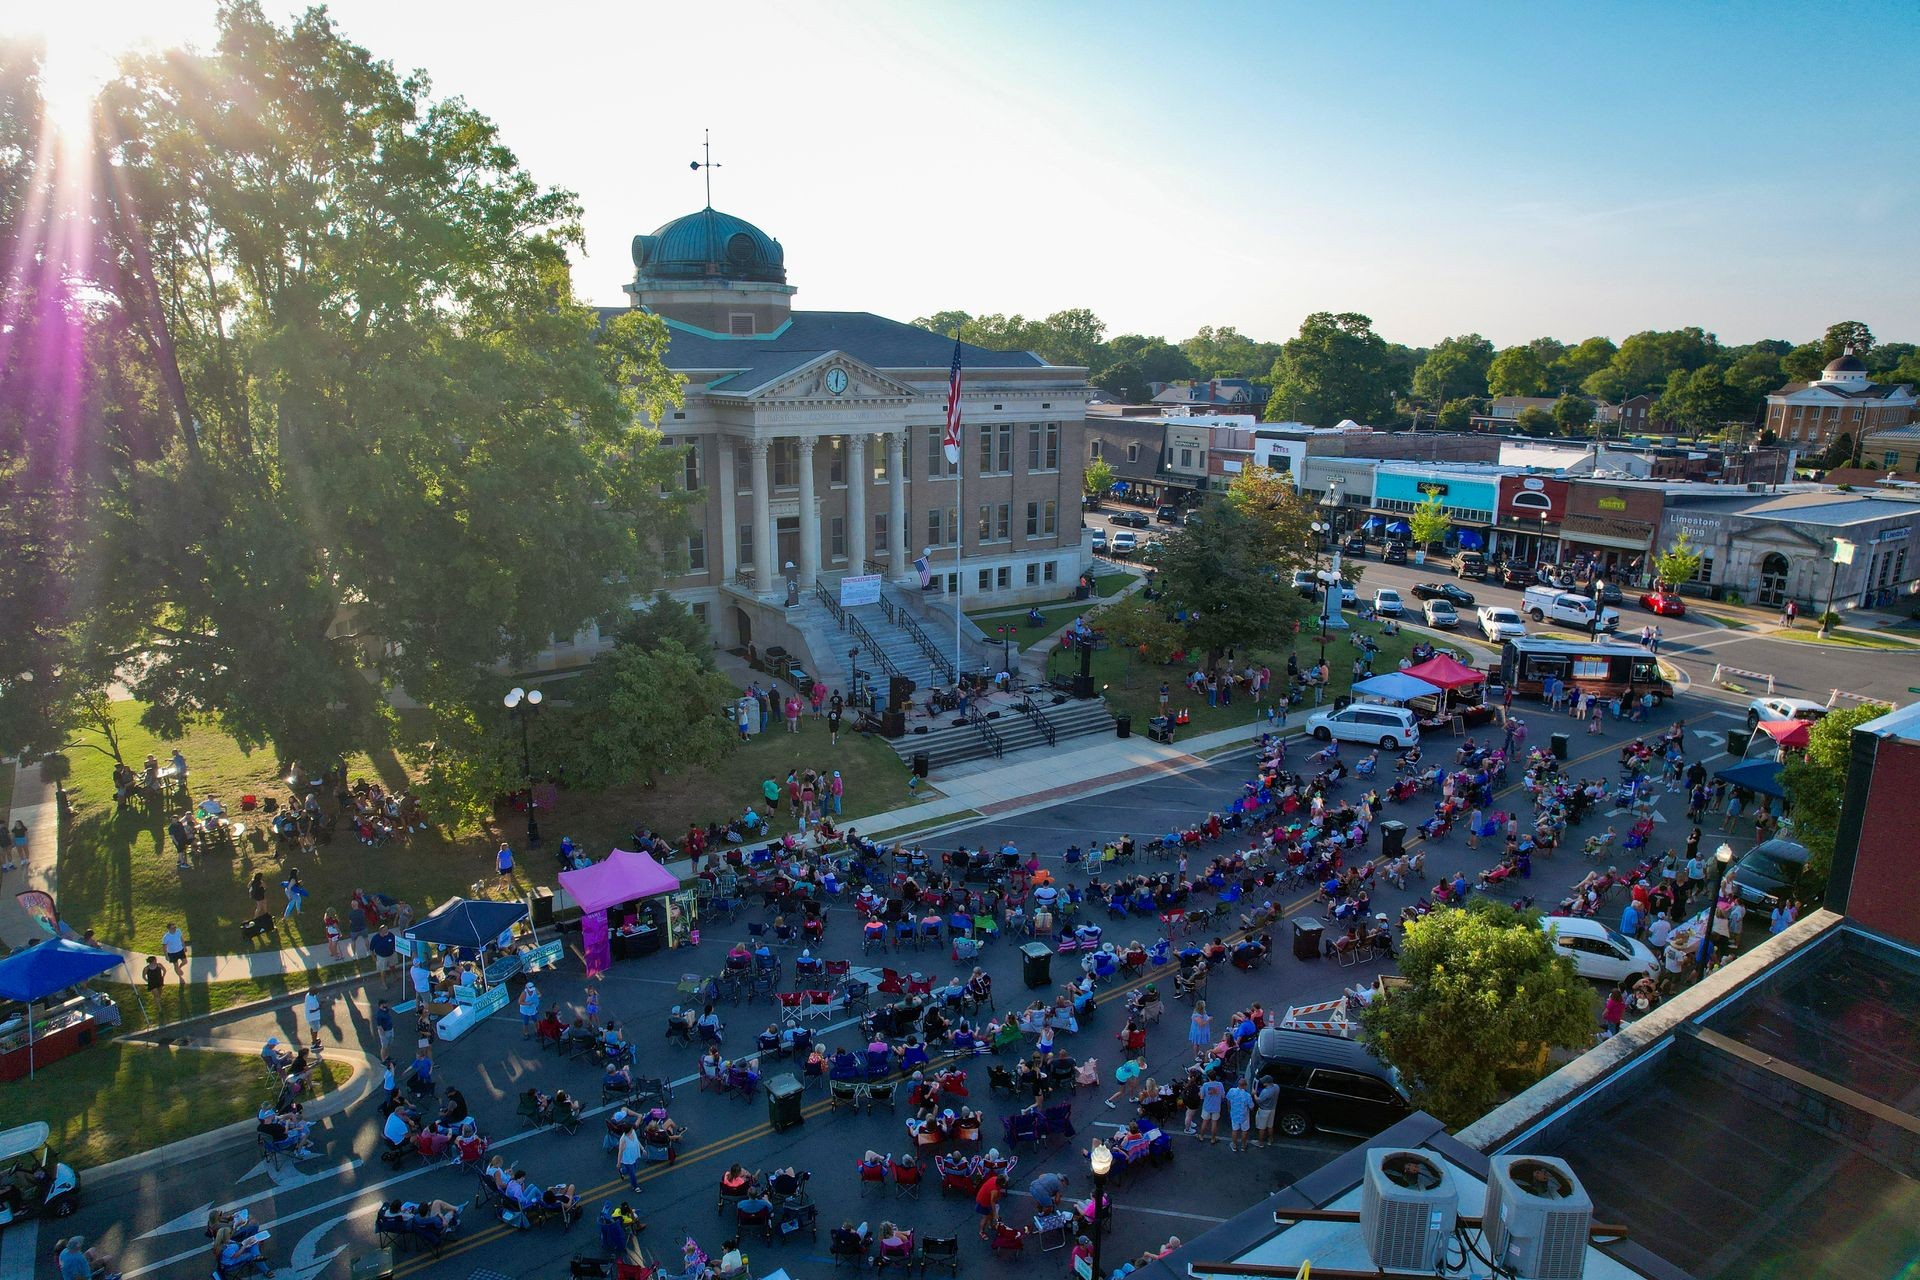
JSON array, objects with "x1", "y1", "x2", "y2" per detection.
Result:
[
  {"x1": 1483, "y1": 1155, "x2": 1592, "y2": 1280},
  {"x1": 1360, "y1": 1149, "x2": 1457, "y2": 1272}
]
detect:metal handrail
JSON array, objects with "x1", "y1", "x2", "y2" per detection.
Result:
[
  {"x1": 967, "y1": 706, "x2": 1004, "y2": 759},
  {"x1": 878, "y1": 594, "x2": 897, "y2": 625},
  {"x1": 1015, "y1": 697, "x2": 1056, "y2": 748},
  {"x1": 894, "y1": 608, "x2": 956, "y2": 686},
  {"x1": 733, "y1": 569, "x2": 757, "y2": 590},
  {"x1": 813, "y1": 580, "x2": 845, "y2": 628},
  {"x1": 863, "y1": 558, "x2": 885, "y2": 576},
  {"x1": 846, "y1": 615, "x2": 900, "y2": 681}
]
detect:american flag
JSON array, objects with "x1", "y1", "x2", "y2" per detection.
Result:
[{"x1": 942, "y1": 342, "x2": 963, "y2": 464}]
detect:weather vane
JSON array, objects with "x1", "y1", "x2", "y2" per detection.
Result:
[{"x1": 690, "y1": 129, "x2": 720, "y2": 209}]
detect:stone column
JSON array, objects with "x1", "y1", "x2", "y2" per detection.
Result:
[
  {"x1": 751, "y1": 437, "x2": 776, "y2": 596},
  {"x1": 886, "y1": 430, "x2": 908, "y2": 580},
  {"x1": 797, "y1": 434, "x2": 820, "y2": 589},
  {"x1": 717, "y1": 437, "x2": 739, "y2": 581},
  {"x1": 847, "y1": 433, "x2": 868, "y2": 570}
]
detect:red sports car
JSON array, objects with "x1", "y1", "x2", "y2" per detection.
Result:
[{"x1": 1639, "y1": 590, "x2": 1687, "y2": 618}]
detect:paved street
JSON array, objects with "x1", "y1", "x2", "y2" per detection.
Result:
[
  {"x1": 1087, "y1": 506, "x2": 1920, "y2": 706},
  {"x1": 49, "y1": 684, "x2": 1777, "y2": 1280}
]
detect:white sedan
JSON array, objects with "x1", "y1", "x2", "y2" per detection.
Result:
[{"x1": 1372, "y1": 589, "x2": 1404, "y2": 618}]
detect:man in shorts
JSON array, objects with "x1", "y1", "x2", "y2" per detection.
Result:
[
  {"x1": 1253, "y1": 1078, "x2": 1280, "y2": 1148},
  {"x1": 371, "y1": 924, "x2": 399, "y2": 986}
]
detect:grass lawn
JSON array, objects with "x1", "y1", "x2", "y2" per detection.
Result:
[
  {"x1": 1045, "y1": 620, "x2": 1433, "y2": 736},
  {"x1": 965, "y1": 569, "x2": 1134, "y2": 630},
  {"x1": 28, "y1": 1039, "x2": 351, "y2": 1169},
  {"x1": 1801, "y1": 627, "x2": 1918, "y2": 651},
  {"x1": 56, "y1": 700, "x2": 917, "y2": 953}
]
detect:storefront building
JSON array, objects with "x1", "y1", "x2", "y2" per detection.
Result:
[
  {"x1": 1373, "y1": 465, "x2": 1499, "y2": 553},
  {"x1": 1657, "y1": 491, "x2": 1920, "y2": 609},
  {"x1": 1491, "y1": 474, "x2": 1568, "y2": 564},
  {"x1": 1559, "y1": 479, "x2": 1663, "y2": 578}
]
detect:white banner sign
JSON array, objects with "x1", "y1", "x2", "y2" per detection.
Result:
[{"x1": 840, "y1": 574, "x2": 882, "y2": 607}]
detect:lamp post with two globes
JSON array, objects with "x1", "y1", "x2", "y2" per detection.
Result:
[{"x1": 504, "y1": 686, "x2": 543, "y2": 845}]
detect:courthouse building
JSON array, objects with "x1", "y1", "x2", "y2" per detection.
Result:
[{"x1": 610, "y1": 205, "x2": 1091, "y2": 653}]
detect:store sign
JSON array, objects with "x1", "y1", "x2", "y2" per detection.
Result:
[
  {"x1": 1597, "y1": 497, "x2": 1628, "y2": 511},
  {"x1": 1522, "y1": 478, "x2": 1546, "y2": 491},
  {"x1": 1416, "y1": 482, "x2": 1450, "y2": 497}
]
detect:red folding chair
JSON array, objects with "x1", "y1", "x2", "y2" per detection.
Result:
[
  {"x1": 906, "y1": 975, "x2": 933, "y2": 998},
  {"x1": 802, "y1": 989, "x2": 834, "y2": 1021},
  {"x1": 877, "y1": 967, "x2": 905, "y2": 995},
  {"x1": 888, "y1": 1159, "x2": 923, "y2": 1199},
  {"x1": 858, "y1": 1158, "x2": 889, "y2": 1198},
  {"x1": 776, "y1": 992, "x2": 805, "y2": 1021},
  {"x1": 824, "y1": 959, "x2": 851, "y2": 982}
]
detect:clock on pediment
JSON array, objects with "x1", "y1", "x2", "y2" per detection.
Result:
[{"x1": 825, "y1": 368, "x2": 849, "y2": 396}]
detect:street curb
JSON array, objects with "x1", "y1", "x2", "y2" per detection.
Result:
[
  {"x1": 81, "y1": 1042, "x2": 372, "y2": 1189},
  {"x1": 116, "y1": 964, "x2": 381, "y2": 1043}
]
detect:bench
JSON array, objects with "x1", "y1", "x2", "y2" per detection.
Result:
[
  {"x1": 436, "y1": 982, "x2": 510, "y2": 1042},
  {"x1": 522, "y1": 940, "x2": 564, "y2": 973}
]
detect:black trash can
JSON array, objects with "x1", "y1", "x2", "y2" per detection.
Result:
[
  {"x1": 912, "y1": 751, "x2": 931, "y2": 779},
  {"x1": 1115, "y1": 713, "x2": 1133, "y2": 740},
  {"x1": 528, "y1": 887, "x2": 554, "y2": 930},
  {"x1": 1551, "y1": 731, "x2": 1570, "y2": 761},
  {"x1": 1379, "y1": 820, "x2": 1407, "y2": 859},
  {"x1": 1021, "y1": 942, "x2": 1054, "y2": 988},
  {"x1": 1727, "y1": 729, "x2": 1751, "y2": 759},
  {"x1": 1292, "y1": 919, "x2": 1325, "y2": 962},
  {"x1": 766, "y1": 1074, "x2": 804, "y2": 1133}
]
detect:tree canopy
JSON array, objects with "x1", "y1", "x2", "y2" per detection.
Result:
[
  {"x1": 1781, "y1": 701, "x2": 1892, "y2": 895},
  {"x1": 1653, "y1": 532, "x2": 1702, "y2": 588},
  {"x1": 1487, "y1": 345, "x2": 1549, "y2": 398},
  {"x1": 1149, "y1": 469, "x2": 1316, "y2": 664},
  {"x1": 1552, "y1": 394, "x2": 1597, "y2": 433},
  {"x1": 1411, "y1": 334, "x2": 1494, "y2": 407},
  {"x1": 6, "y1": 7, "x2": 689, "y2": 783},
  {"x1": 1408, "y1": 494, "x2": 1452, "y2": 550},
  {"x1": 1083, "y1": 457, "x2": 1114, "y2": 496},
  {"x1": 1357, "y1": 902, "x2": 1596, "y2": 1127},
  {"x1": 1266, "y1": 312, "x2": 1397, "y2": 426}
]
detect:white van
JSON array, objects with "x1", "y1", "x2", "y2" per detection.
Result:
[
  {"x1": 1521, "y1": 586, "x2": 1620, "y2": 632},
  {"x1": 1306, "y1": 703, "x2": 1421, "y2": 749}
]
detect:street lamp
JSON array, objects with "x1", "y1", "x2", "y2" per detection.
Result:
[
  {"x1": 1088, "y1": 1141, "x2": 1112, "y2": 1280},
  {"x1": 1824, "y1": 538, "x2": 1855, "y2": 637},
  {"x1": 503, "y1": 686, "x2": 543, "y2": 846},
  {"x1": 995, "y1": 624, "x2": 1013, "y2": 676}
]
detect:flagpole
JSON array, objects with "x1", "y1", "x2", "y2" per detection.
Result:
[{"x1": 955, "y1": 444, "x2": 963, "y2": 688}]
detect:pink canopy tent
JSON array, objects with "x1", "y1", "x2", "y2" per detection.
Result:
[
  {"x1": 1754, "y1": 719, "x2": 1812, "y2": 749},
  {"x1": 558, "y1": 850, "x2": 681, "y2": 976},
  {"x1": 1403, "y1": 654, "x2": 1487, "y2": 690}
]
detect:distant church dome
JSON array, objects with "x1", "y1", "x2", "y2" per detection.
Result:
[
  {"x1": 1823, "y1": 351, "x2": 1866, "y2": 376},
  {"x1": 631, "y1": 208, "x2": 786, "y2": 285}
]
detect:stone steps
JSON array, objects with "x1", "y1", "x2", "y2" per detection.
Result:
[{"x1": 887, "y1": 697, "x2": 1117, "y2": 771}]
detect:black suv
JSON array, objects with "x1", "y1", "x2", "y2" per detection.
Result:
[
  {"x1": 1255, "y1": 1027, "x2": 1412, "y2": 1138},
  {"x1": 1383, "y1": 542, "x2": 1409, "y2": 565}
]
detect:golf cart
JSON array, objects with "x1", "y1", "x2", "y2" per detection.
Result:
[{"x1": 0, "y1": 1122, "x2": 79, "y2": 1226}]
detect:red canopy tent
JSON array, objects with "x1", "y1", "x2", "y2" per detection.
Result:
[
  {"x1": 1403, "y1": 654, "x2": 1486, "y2": 690},
  {"x1": 1753, "y1": 719, "x2": 1812, "y2": 749}
]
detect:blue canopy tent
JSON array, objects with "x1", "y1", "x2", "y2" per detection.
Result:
[
  {"x1": 1352, "y1": 672, "x2": 1443, "y2": 703},
  {"x1": 406, "y1": 897, "x2": 531, "y2": 957},
  {"x1": 1386, "y1": 520, "x2": 1411, "y2": 537},
  {"x1": 1457, "y1": 530, "x2": 1484, "y2": 550},
  {"x1": 1363, "y1": 516, "x2": 1385, "y2": 531},
  {"x1": 1714, "y1": 759, "x2": 1785, "y2": 799},
  {"x1": 0, "y1": 939, "x2": 127, "y2": 1078}
]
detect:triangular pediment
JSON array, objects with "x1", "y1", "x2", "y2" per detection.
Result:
[{"x1": 741, "y1": 352, "x2": 921, "y2": 402}]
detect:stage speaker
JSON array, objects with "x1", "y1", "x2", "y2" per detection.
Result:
[
  {"x1": 880, "y1": 709, "x2": 906, "y2": 738},
  {"x1": 889, "y1": 675, "x2": 916, "y2": 708}
]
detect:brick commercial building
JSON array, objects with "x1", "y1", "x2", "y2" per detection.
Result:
[{"x1": 1765, "y1": 352, "x2": 1917, "y2": 452}]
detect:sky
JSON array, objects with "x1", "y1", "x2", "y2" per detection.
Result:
[{"x1": 14, "y1": 0, "x2": 1920, "y2": 349}]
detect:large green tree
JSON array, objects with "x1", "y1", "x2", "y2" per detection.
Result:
[
  {"x1": 1265, "y1": 312, "x2": 1394, "y2": 426},
  {"x1": 1358, "y1": 902, "x2": 1596, "y2": 1127},
  {"x1": 1656, "y1": 366, "x2": 1747, "y2": 434},
  {"x1": 1413, "y1": 334, "x2": 1495, "y2": 407},
  {"x1": 1582, "y1": 328, "x2": 1719, "y2": 401},
  {"x1": 1516, "y1": 406, "x2": 1557, "y2": 437},
  {"x1": 1820, "y1": 320, "x2": 1875, "y2": 362},
  {"x1": 1781, "y1": 701, "x2": 1893, "y2": 896},
  {"x1": 76, "y1": 3, "x2": 687, "y2": 771},
  {"x1": 1550, "y1": 336, "x2": 1618, "y2": 389},
  {"x1": 1408, "y1": 493, "x2": 1452, "y2": 553},
  {"x1": 1151, "y1": 470, "x2": 1316, "y2": 665},
  {"x1": 1095, "y1": 334, "x2": 1196, "y2": 402},
  {"x1": 1180, "y1": 325, "x2": 1282, "y2": 380},
  {"x1": 1436, "y1": 398, "x2": 1478, "y2": 431},
  {"x1": 1653, "y1": 531, "x2": 1702, "y2": 589},
  {"x1": 1487, "y1": 345, "x2": 1549, "y2": 398},
  {"x1": 1552, "y1": 394, "x2": 1597, "y2": 434},
  {"x1": 552, "y1": 640, "x2": 739, "y2": 791}
]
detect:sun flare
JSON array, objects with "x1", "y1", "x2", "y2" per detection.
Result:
[{"x1": 5, "y1": 2, "x2": 206, "y2": 136}]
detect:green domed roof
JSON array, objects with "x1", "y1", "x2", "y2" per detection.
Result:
[{"x1": 631, "y1": 208, "x2": 786, "y2": 285}]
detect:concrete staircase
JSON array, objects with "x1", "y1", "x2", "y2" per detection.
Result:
[{"x1": 889, "y1": 697, "x2": 1118, "y2": 772}]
